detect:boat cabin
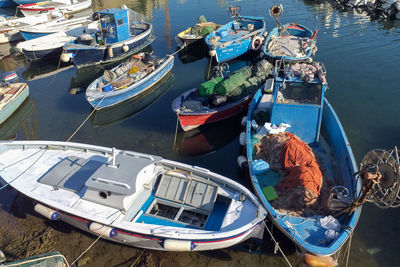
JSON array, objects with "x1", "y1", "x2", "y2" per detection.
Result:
[
  {"x1": 269, "y1": 62, "x2": 327, "y2": 143},
  {"x1": 97, "y1": 8, "x2": 130, "y2": 44}
]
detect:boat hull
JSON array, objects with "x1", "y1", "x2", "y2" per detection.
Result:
[
  {"x1": 175, "y1": 94, "x2": 252, "y2": 131},
  {"x1": 64, "y1": 29, "x2": 154, "y2": 68},
  {"x1": 0, "y1": 84, "x2": 29, "y2": 124},
  {"x1": 20, "y1": 31, "x2": 49, "y2": 41},
  {"x1": 0, "y1": 0, "x2": 15, "y2": 7},
  {"x1": 41, "y1": 205, "x2": 263, "y2": 251},
  {"x1": 0, "y1": 31, "x2": 22, "y2": 44},
  {"x1": 245, "y1": 88, "x2": 362, "y2": 256},
  {"x1": 21, "y1": 46, "x2": 63, "y2": 61},
  {"x1": 87, "y1": 56, "x2": 175, "y2": 109}
]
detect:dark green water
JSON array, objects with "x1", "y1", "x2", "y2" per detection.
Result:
[{"x1": 0, "y1": 0, "x2": 399, "y2": 266}]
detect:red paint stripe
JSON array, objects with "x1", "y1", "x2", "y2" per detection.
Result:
[
  {"x1": 70, "y1": 215, "x2": 89, "y2": 223},
  {"x1": 194, "y1": 230, "x2": 248, "y2": 243},
  {"x1": 20, "y1": 7, "x2": 55, "y2": 11}
]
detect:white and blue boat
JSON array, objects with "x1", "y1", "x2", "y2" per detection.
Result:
[
  {"x1": 0, "y1": 140, "x2": 267, "y2": 251},
  {"x1": 243, "y1": 61, "x2": 362, "y2": 264},
  {"x1": 15, "y1": 21, "x2": 99, "y2": 61},
  {"x1": 205, "y1": 11, "x2": 265, "y2": 63},
  {"x1": 263, "y1": 23, "x2": 317, "y2": 61},
  {"x1": 19, "y1": 14, "x2": 93, "y2": 41},
  {"x1": 61, "y1": 8, "x2": 155, "y2": 68},
  {"x1": 86, "y1": 53, "x2": 174, "y2": 109},
  {"x1": 0, "y1": 73, "x2": 29, "y2": 125}
]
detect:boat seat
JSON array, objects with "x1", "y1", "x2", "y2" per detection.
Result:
[
  {"x1": 82, "y1": 154, "x2": 160, "y2": 210},
  {"x1": 39, "y1": 156, "x2": 104, "y2": 193},
  {"x1": 155, "y1": 171, "x2": 218, "y2": 212}
]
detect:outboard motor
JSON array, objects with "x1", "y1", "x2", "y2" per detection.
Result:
[{"x1": 1, "y1": 71, "x2": 18, "y2": 86}]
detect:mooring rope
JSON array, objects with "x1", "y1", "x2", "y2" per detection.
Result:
[
  {"x1": 262, "y1": 220, "x2": 293, "y2": 267},
  {"x1": 69, "y1": 211, "x2": 122, "y2": 266},
  {"x1": 0, "y1": 149, "x2": 46, "y2": 191},
  {"x1": 66, "y1": 89, "x2": 112, "y2": 142},
  {"x1": 172, "y1": 111, "x2": 179, "y2": 151}
]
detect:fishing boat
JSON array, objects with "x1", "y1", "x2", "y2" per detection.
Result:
[
  {"x1": 19, "y1": 14, "x2": 93, "y2": 41},
  {"x1": 263, "y1": 5, "x2": 317, "y2": 61},
  {"x1": 0, "y1": 72, "x2": 30, "y2": 125},
  {"x1": 172, "y1": 59, "x2": 273, "y2": 131},
  {"x1": 86, "y1": 53, "x2": 174, "y2": 109},
  {"x1": 18, "y1": 0, "x2": 92, "y2": 17},
  {"x1": 263, "y1": 23, "x2": 317, "y2": 61},
  {"x1": 0, "y1": 11, "x2": 63, "y2": 44},
  {"x1": 0, "y1": 140, "x2": 267, "y2": 251},
  {"x1": 61, "y1": 8, "x2": 155, "y2": 68},
  {"x1": 243, "y1": 60, "x2": 362, "y2": 264},
  {"x1": 15, "y1": 21, "x2": 98, "y2": 61},
  {"x1": 176, "y1": 15, "x2": 220, "y2": 47},
  {"x1": 205, "y1": 7, "x2": 266, "y2": 63}
]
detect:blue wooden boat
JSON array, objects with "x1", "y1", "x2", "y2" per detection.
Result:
[
  {"x1": 61, "y1": 8, "x2": 155, "y2": 68},
  {"x1": 205, "y1": 14, "x2": 265, "y2": 63},
  {"x1": 86, "y1": 53, "x2": 174, "y2": 109},
  {"x1": 244, "y1": 61, "x2": 361, "y2": 263},
  {"x1": 0, "y1": 73, "x2": 29, "y2": 125},
  {"x1": 263, "y1": 23, "x2": 317, "y2": 61}
]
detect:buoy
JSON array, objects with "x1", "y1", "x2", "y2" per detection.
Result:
[
  {"x1": 251, "y1": 36, "x2": 263, "y2": 51},
  {"x1": 237, "y1": 155, "x2": 248, "y2": 169},
  {"x1": 88, "y1": 222, "x2": 117, "y2": 237},
  {"x1": 303, "y1": 253, "x2": 335, "y2": 267},
  {"x1": 209, "y1": 50, "x2": 216, "y2": 57},
  {"x1": 163, "y1": 239, "x2": 196, "y2": 251},
  {"x1": 122, "y1": 44, "x2": 129, "y2": 52},
  {"x1": 239, "y1": 132, "x2": 246, "y2": 146},
  {"x1": 60, "y1": 53, "x2": 72, "y2": 63},
  {"x1": 34, "y1": 204, "x2": 59, "y2": 220},
  {"x1": 107, "y1": 46, "x2": 113, "y2": 58},
  {"x1": 241, "y1": 116, "x2": 247, "y2": 127}
]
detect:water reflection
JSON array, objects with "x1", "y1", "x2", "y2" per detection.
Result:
[
  {"x1": 90, "y1": 72, "x2": 175, "y2": 127},
  {"x1": 0, "y1": 98, "x2": 38, "y2": 140},
  {"x1": 173, "y1": 114, "x2": 242, "y2": 157}
]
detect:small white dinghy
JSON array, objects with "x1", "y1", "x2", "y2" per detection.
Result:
[
  {"x1": 0, "y1": 11, "x2": 63, "y2": 44},
  {"x1": 0, "y1": 141, "x2": 267, "y2": 251},
  {"x1": 15, "y1": 21, "x2": 98, "y2": 61},
  {"x1": 19, "y1": 14, "x2": 94, "y2": 40},
  {"x1": 18, "y1": 0, "x2": 92, "y2": 17}
]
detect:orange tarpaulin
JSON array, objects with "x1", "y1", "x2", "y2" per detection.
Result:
[{"x1": 279, "y1": 132, "x2": 322, "y2": 195}]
